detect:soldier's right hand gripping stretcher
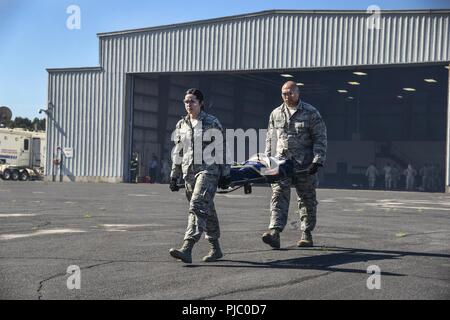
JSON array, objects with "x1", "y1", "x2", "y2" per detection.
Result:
[{"x1": 170, "y1": 153, "x2": 312, "y2": 194}]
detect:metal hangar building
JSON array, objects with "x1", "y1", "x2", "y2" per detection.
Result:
[{"x1": 45, "y1": 10, "x2": 450, "y2": 191}]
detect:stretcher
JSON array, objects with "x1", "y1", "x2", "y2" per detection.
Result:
[{"x1": 177, "y1": 153, "x2": 308, "y2": 194}]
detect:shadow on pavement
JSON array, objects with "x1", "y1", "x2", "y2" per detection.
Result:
[{"x1": 186, "y1": 246, "x2": 450, "y2": 276}]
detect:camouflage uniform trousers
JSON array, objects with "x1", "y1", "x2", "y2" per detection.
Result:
[
  {"x1": 269, "y1": 173, "x2": 318, "y2": 233},
  {"x1": 183, "y1": 172, "x2": 220, "y2": 242}
]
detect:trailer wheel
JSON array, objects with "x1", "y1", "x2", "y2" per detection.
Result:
[
  {"x1": 11, "y1": 170, "x2": 20, "y2": 181},
  {"x1": 244, "y1": 184, "x2": 252, "y2": 194},
  {"x1": 19, "y1": 171, "x2": 29, "y2": 181},
  {"x1": 2, "y1": 169, "x2": 11, "y2": 180}
]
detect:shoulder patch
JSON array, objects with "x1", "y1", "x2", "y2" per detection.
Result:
[
  {"x1": 176, "y1": 118, "x2": 185, "y2": 129},
  {"x1": 272, "y1": 104, "x2": 285, "y2": 116},
  {"x1": 302, "y1": 102, "x2": 322, "y2": 117},
  {"x1": 205, "y1": 113, "x2": 223, "y2": 129}
]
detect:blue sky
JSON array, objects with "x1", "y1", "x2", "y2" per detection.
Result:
[{"x1": 0, "y1": 0, "x2": 449, "y2": 119}]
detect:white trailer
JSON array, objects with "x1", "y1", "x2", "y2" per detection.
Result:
[{"x1": 0, "y1": 128, "x2": 46, "y2": 181}]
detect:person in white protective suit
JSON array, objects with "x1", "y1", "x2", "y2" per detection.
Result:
[{"x1": 365, "y1": 163, "x2": 378, "y2": 189}]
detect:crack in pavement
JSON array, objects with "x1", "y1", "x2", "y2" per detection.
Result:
[
  {"x1": 0, "y1": 256, "x2": 175, "y2": 263},
  {"x1": 37, "y1": 261, "x2": 115, "y2": 300},
  {"x1": 410, "y1": 274, "x2": 450, "y2": 282},
  {"x1": 197, "y1": 271, "x2": 334, "y2": 300}
]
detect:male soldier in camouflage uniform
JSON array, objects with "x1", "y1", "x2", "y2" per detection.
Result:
[
  {"x1": 262, "y1": 81, "x2": 327, "y2": 248},
  {"x1": 169, "y1": 88, "x2": 231, "y2": 263}
]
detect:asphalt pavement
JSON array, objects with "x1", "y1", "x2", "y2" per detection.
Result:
[{"x1": 0, "y1": 181, "x2": 449, "y2": 300}]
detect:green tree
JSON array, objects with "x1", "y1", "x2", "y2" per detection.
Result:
[
  {"x1": 32, "y1": 117, "x2": 46, "y2": 131},
  {"x1": 7, "y1": 117, "x2": 45, "y2": 131}
]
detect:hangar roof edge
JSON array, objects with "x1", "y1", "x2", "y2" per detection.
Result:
[
  {"x1": 97, "y1": 9, "x2": 450, "y2": 38},
  {"x1": 47, "y1": 67, "x2": 103, "y2": 74}
]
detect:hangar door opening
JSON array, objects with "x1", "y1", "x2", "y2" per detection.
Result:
[{"x1": 126, "y1": 65, "x2": 449, "y2": 192}]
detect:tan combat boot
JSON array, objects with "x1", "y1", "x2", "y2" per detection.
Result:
[
  {"x1": 202, "y1": 239, "x2": 223, "y2": 262},
  {"x1": 169, "y1": 239, "x2": 195, "y2": 263},
  {"x1": 261, "y1": 229, "x2": 280, "y2": 249},
  {"x1": 297, "y1": 231, "x2": 313, "y2": 247}
]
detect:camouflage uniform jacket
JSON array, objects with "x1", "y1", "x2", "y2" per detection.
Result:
[
  {"x1": 171, "y1": 111, "x2": 230, "y2": 179},
  {"x1": 265, "y1": 100, "x2": 327, "y2": 168}
]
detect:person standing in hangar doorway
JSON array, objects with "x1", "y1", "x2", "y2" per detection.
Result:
[
  {"x1": 149, "y1": 154, "x2": 159, "y2": 183},
  {"x1": 383, "y1": 162, "x2": 393, "y2": 190},
  {"x1": 130, "y1": 152, "x2": 139, "y2": 183},
  {"x1": 404, "y1": 163, "x2": 417, "y2": 191},
  {"x1": 366, "y1": 163, "x2": 378, "y2": 189},
  {"x1": 262, "y1": 81, "x2": 327, "y2": 249}
]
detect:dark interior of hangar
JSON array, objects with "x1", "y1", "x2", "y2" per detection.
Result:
[{"x1": 127, "y1": 64, "x2": 449, "y2": 191}]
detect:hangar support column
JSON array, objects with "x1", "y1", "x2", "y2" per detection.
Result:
[
  {"x1": 123, "y1": 75, "x2": 135, "y2": 182},
  {"x1": 446, "y1": 64, "x2": 450, "y2": 192}
]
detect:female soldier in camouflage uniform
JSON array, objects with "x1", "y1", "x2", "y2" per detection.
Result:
[{"x1": 168, "y1": 88, "x2": 230, "y2": 263}]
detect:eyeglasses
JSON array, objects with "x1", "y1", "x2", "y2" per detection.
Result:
[
  {"x1": 183, "y1": 99, "x2": 198, "y2": 104},
  {"x1": 281, "y1": 91, "x2": 297, "y2": 97}
]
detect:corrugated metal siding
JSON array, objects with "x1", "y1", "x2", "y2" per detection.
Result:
[
  {"x1": 47, "y1": 70, "x2": 124, "y2": 178},
  {"x1": 99, "y1": 12, "x2": 450, "y2": 73}
]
